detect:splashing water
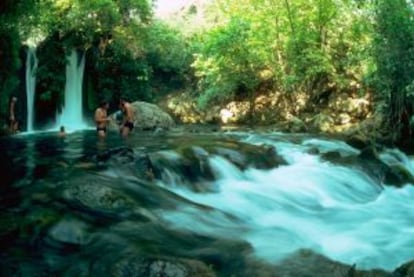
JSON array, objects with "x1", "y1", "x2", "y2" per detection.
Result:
[
  {"x1": 57, "y1": 50, "x2": 88, "y2": 131},
  {"x1": 157, "y1": 134, "x2": 414, "y2": 270}
]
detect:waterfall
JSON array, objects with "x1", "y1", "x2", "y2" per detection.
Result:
[
  {"x1": 57, "y1": 49, "x2": 87, "y2": 130},
  {"x1": 26, "y1": 47, "x2": 38, "y2": 132}
]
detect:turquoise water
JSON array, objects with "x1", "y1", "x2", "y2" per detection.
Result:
[{"x1": 1, "y1": 130, "x2": 413, "y2": 275}]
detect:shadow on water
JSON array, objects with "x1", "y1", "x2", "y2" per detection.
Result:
[{"x1": 0, "y1": 129, "x2": 413, "y2": 276}]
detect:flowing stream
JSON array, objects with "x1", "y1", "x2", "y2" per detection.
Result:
[{"x1": 1, "y1": 129, "x2": 413, "y2": 276}]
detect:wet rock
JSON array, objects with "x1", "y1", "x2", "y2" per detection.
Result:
[
  {"x1": 48, "y1": 218, "x2": 90, "y2": 245},
  {"x1": 321, "y1": 150, "x2": 343, "y2": 161},
  {"x1": 275, "y1": 249, "x2": 389, "y2": 277},
  {"x1": 111, "y1": 256, "x2": 215, "y2": 277},
  {"x1": 85, "y1": 147, "x2": 156, "y2": 182},
  {"x1": 206, "y1": 141, "x2": 287, "y2": 170},
  {"x1": 134, "y1": 153, "x2": 155, "y2": 181},
  {"x1": 61, "y1": 178, "x2": 136, "y2": 220},
  {"x1": 394, "y1": 259, "x2": 414, "y2": 277},
  {"x1": 150, "y1": 148, "x2": 216, "y2": 192},
  {"x1": 108, "y1": 101, "x2": 175, "y2": 131},
  {"x1": 312, "y1": 113, "x2": 335, "y2": 132},
  {"x1": 150, "y1": 139, "x2": 287, "y2": 192},
  {"x1": 320, "y1": 146, "x2": 414, "y2": 187},
  {"x1": 288, "y1": 115, "x2": 307, "y2": 132},
  {"x1": 95, "y1": 146, "x2": 135, "y2": 165}
]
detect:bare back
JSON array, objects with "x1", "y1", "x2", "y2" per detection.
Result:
[{"x1": 123, "y1": 103, "x2": 134, "y2": 123}]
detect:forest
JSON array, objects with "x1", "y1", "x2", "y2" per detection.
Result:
[
  {"x1": 3, "y1": 2, "x2": 414, "y2": 275},
  {"x1": 1, "y1": 0, "x2": 414, "y2": 146}
]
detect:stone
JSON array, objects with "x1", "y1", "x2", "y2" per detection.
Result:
[{"x1": 109, "y1": 101, "x2": 175, "y2": 131}]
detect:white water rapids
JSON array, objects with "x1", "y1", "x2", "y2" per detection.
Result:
[{"x1": 156, "y1": 133, "x2": 414, "y2": 271}]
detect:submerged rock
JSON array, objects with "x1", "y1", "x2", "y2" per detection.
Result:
[
  {"x1": 275, "y1": 249, "x2": 389, "y2": 277},
  {"x1": 111, "y1": 256, "x2": 215, "y2": 277},
  {"x1": 81, "y1": 146, "x2": 155, "y2": 181},
  {"x1": 60, "y1": 177, "x2": 138, "y2": 221},
  {"x1": 150, "y1": 138, "x2": 287, "y2": 192},
  {"x1": 320, "y1": 145, "x2": 414, "y2": 187},
  {"x1": 48, "y1": 217, "x2": 90, "y2": 245}
]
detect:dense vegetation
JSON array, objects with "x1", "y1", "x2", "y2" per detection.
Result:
[{"x1": 0, "y1": 0, "x2": 414, "y2": 142}]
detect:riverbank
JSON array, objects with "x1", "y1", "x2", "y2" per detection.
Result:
[{"x1": 157, "y1": 88, "x2": 401, "y2": 149}]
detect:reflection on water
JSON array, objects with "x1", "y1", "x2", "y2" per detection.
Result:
[{"x1": 0, "y1": 129, "x2": 413, "y2": 276}]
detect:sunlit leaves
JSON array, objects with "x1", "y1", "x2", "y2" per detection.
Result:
[
  {"x1": 192, "y1": 16, "x2": 263, "y2": 108},
  {"x1": 191, "y1": 0, "x2": 374, "y2": 108}
]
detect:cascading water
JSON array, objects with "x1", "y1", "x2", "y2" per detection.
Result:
[
  {"x1": 2, "y1": 130, "x2": 414, "y2": 275},
  {"x1": 57, "y1": 49, "x2": 87, "y2": 130},
  {"x1": 25, "y1": 47, "x2": 38, "y2": 132},
  {"x1": 154, "y1": 133, "x2": 414, "y2": 271}
]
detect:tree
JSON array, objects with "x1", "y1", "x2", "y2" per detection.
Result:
[
  {"x1": 0, "y1": 0, "x2": 37, "y2": 120},
  {"x1": 374, "y1": 0, "x2": 414, "y2": 141},
  {"x1": 192, "y1": 16, "x2": 263, "y2": 112},
  {"x1": 192, "y1": 0, "x2": 373, "y2": 111}
]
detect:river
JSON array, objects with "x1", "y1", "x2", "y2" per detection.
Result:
[{"x1": 0, "y1": 128, "x2": 413, "y2": 276}]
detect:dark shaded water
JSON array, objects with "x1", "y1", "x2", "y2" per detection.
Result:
[{"x1": 0, "y1": 129, "x2": 413, "y2": 276}]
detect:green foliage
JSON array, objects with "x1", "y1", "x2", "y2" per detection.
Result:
[
  {"x1": 3, "y1": 0, "x2": 413, "y2": 140},
  {"x1": 190, "y1": 0, "x2": 374, "y2": 111},
  {"x1": 145, "y1": 22, "x2": 190, "y2": 75},
  {"x1": 35, "y1": 33, "x2": 66, "y2": 121},
  {"x1": 0, "y1": 0, "x2": 156, "y2": 121},
  {"x1": 192, "y1": 16, "x2": 262, "y2": 109},
  {"x1": 85, "y1": 38, "x2": 152, "y2": 110},
  {"x1": 373, "y1": 0, "x2": 414, "y2": 139},
  {"x1": 144, "y1": 21, "x2": 192, "y2": 98},
  {"x1": 0, "y1": 0, "x2": 37, "y2": 121}
]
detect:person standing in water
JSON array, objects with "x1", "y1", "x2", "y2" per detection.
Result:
[
  {"x1": 119, "y1": 98, "x2": 134, "y2": 138},
  {"x1": 58, "y1": 126, "x2": 66, "y2": 137},
  {"x1": 9, "y1": 96, "x2": 19, "y2": 134},
  {"x1": 94, "y1": 101, "x2": 110, "y2": 138}
]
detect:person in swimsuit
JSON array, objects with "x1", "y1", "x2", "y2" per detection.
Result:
[
  {"x1": 9, "y1": 96, "x2": 19, "y2": 134},
  {"x1": 94, "y1": 101, "x2": 110, "y2": 138},
  {"x1": 119, "y1": 98, "x2": 134, "y2": 138}
]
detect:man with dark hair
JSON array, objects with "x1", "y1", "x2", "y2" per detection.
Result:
[
  {"x1": 9, "y1": 96, "x2": 18, "y2": 134},
  {"x1": 58, "y1": 126, "x2": 66, "y2": 137},
  {"x1": 94, "y1": 101, "x2": 110, "y2": 138},
  {"x1": 119, "y1": 98, "x2": 134, "y2": 138}
]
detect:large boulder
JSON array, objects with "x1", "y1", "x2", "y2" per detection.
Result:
[{"x1": 109, "y1": 101, "x2": 175, "y2": 131}]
